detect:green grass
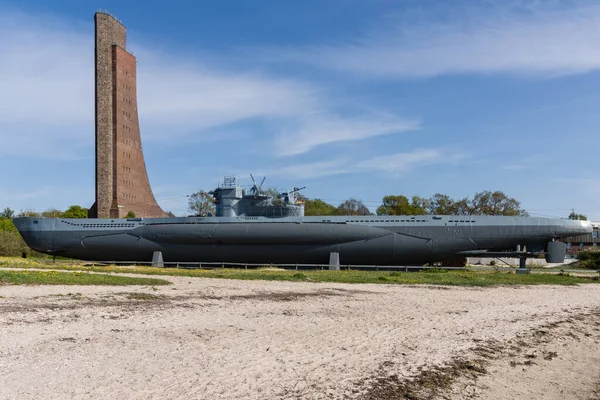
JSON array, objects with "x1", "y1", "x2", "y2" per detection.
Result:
[
  {"x1": 0, "y1": 269, "x2": 170, "y2": 286},
  {"x1": 0, "y1": 257, "x2": 597, "y2": 286}
]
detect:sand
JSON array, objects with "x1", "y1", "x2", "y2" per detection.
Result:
[{"x1": 1, "y1": 274, "x2": 599, "y2": 399}]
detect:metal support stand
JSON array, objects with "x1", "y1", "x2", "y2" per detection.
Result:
[
  {"x1": 329, "y1": 252, "x2": 340, "y2": 271},
  {"x1": 516, "y1": 255, "x2": 529, "y2": 274},
  {"x1": 152, "y1": 251, "x2": 164, "y2": 268}
]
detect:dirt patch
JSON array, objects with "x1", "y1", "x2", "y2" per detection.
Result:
[
  {"x1": 228, "y1": 289, "x2": 347, "y2": 302},
  {"x1": 0, "y1": 291, "x2": 171, "y2": 314},
  {"x1": 359, "y1": 357, "x2": 488, "y2": 400},
  {"x1": 359, "y1": 308, "x2": 600, "y2": 399}
]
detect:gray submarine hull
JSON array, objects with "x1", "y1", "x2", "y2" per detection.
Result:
[{"x1": 13, "y1": 215, "x2": 592, "y2": 265}]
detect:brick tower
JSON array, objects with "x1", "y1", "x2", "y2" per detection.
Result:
[{"x1": 89, "y1": 12, "x2": 167, "y2": 219}]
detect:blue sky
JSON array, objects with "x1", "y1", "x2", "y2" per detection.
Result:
[{"x1": 0, "y1": 0, "x2": 599, "y2": 219}]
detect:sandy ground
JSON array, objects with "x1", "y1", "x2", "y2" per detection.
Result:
[{"x1": 1, "y1": 273, "x2": 599, "y2": 400}]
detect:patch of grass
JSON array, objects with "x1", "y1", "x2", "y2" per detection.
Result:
[
  {"x1": 424, "y1": 268, "x2": 448, "y2": 273},
  {"x1": 1, "y1": 257, "x2": 598, "y2": 286},
  {"x1": 564, "y1": 260, "x2": 600, "y2": 270},
  {"x1": 0, "y1": 269, "x2": 170, "y2": 286},
  {"x1": 125, "y1": 292, "x2": 166, "y2": 301}
]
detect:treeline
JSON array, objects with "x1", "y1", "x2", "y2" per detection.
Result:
[
  {"x1": 304, "y1": 190, "x2": 529, "y2": 217},
  {"x1": 187, "y1": 189, "x2": 531, "y2": 217},
  {"x1": 1, "y1": 205, "x2": 89, "y2": 219}
]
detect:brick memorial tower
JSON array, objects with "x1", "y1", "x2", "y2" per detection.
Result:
[{"x1": 89, "y1": 12, "x2": 167, "y2": 218}]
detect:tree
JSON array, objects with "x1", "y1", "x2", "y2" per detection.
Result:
[
  {"x1": 336, "y1": 198, "x2": 371, "y2": 216},
  {"x1": 125, "y1": 210, "x2": 136, "y2": 218},
  {"x1": 1, "y1": 207, "x2": 14, "y2": 218},
  {"x1": 453, "y1": 197, "x2": 473, "y2": 215},
  {"x1": 469, "y1": 191, "x2": 528, "y2": 216},
  {"x1": 62, "y1": 205, "x2": 89, "y2": 219},
  {"x1": 377, "y1": 195, "x2": 410, "y2": 215},
  {"x1": 568, "y1": 212, "x2": 587, "y2": 221},
  {"x1": 41, "y1": 209, "x2": 63, "y2": 218},
  {"x1": 303, "y1": 199, "x2": 337, "y2": 216},
  {"x1": 166, "y1": 211, "x2": 177, "y2": 218},
  {"x1": 411, "y1": 196, "x2": 430, "y2": 214},
  {"x1": 17, "y1": 209, "x2": 41, "y2": 217},
  {"x1": 376, "y1": 191, "x2": 527, "y2": 216},
  {"x1": 188, "y1": 190, "x2": 215, "y2": 216},
  {"x1": 427, "y1": 194, "x2": 456, "y2": 215},
  {"x1": 376, "y1": 195, "x2": 426, "y2": 215}
]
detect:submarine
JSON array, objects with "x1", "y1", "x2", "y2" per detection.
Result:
[{"x1": 13, "y1": 176, "x2": 592, "y2": 266}]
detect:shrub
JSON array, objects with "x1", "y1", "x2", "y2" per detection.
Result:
[
  {"x1": 0, "y1": 231, "x2": 32, "y2": 257},
  {"x1": 0, "y1": 217, "x2": 17, "y2": 233},
  {"x1": 576, "y1": 251, "x2": 600, "y2": 270},
  {"x1": 577, "y1": 251, "x2": 600, "y2": 262}
]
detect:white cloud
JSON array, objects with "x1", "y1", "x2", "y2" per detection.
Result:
[
  {"x1": 255, "y1": 159, "x2": 350, "y2": 179},
  {"x1": 0, "y1": 10, "x2": 417, "y2": 160},
  {"x1": 262, "y1": 4, "x2": 600, "y2": 78},
  {"x1": 0, "y1": 14, "x2": 93, "y2": 126},
  {"x1": 356, "y1": 149, "x2": 447, "y2": 174},
  {"x1": 0, "y1": 13, "x2": 315, "y2": 157},
  {"x1": 258, "y1": 148, "x2": 456, "y2": 179},
  {"x1": 499, "y1": 154, "x2": 547, "y2": 171},
  {"x1": 274, "y1": 113, "x2": 419, "y2": 156},
  {"x1": 135, "y1": 52, "x2": 319, "y2": 140},
  {"x1": 0, "y1": 13, "x2": 94, "y2": 158}
]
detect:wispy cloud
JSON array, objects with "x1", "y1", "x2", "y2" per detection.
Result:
[
  {"x1": 499, "y1": 154, "x2": 547, "y2": 171},
  {"x1": 0, "y1": 10, "x2": 416, "y2": 160},
  {"x1": 255, "y1": 159, "x2": 351, "y2": 180},
  {"x1": 136, "y1": 55, "x2": 319, "y2": 140},
  {"x1": 356, "y1": 149, "x2": 455, "y2": 175},
  {"x1": 274, "y1": 113, "x2": 419, "y2": 156},
  {"x1": 257, "y1": 148, "x2": 457, "y2": 179},
  {"x1": 0, "y1": 12, "x2": 93, "y2": 158},
  {"x1": 261, "y1": 3, "x2": 600, "y2": 78}
]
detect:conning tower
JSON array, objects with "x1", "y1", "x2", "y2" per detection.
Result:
[{"x1": 211, "y1": 176, "x2": 305, "y2": 218}]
